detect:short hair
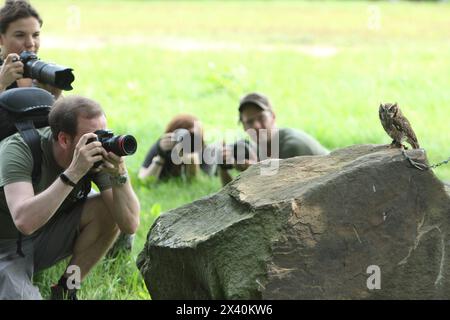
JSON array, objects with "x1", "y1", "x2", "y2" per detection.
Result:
[
  {"x1": 238, "y1": 92, "x2": 274, "y2": 123},
  {"x1": 49, "y1": 96, "x2": 105, "y2": 140},
  {"x1": 0, "y1": 0, "x2": 42, "y2": 34}
]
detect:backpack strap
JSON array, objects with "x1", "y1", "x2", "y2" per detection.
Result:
[
  {"x1": 13, "y1": 120, "x2": 42, "y2": 258},
  {"x1": 15, "y1": 120, "x2": 42, "y2": 183}
]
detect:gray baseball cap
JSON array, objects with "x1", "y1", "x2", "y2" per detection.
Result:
[{"x1": 238, "y1": 92, "x2": 273, "y2": 113}]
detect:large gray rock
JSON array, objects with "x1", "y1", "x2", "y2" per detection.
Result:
[{"x1": 137, "y1": 145, "x2": 450, "y2": 299}]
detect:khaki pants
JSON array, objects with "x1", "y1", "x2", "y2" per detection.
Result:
[{"x1": 0, "y1": 202, "x2": 84, "y2": 300}]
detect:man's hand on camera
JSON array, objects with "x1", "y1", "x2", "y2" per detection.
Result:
[
  {"x1": 219, "y1": 141, "x2": 257, "y2": 172},
  {"x1": 65, "y1": 133, "x2": 104, "y2": 183},
  {"x1": 0, "y1": 54, "x2": 23, "y2": 90},
  {"x1": 235, "y1": 148, "x2": 258, "y2": 171},
  {"x1": 219, "y1": 141, "x2": 235, "y2": 170},
  {"x1": 98, "y1": 150, "x2": 126, "y2": 178}
]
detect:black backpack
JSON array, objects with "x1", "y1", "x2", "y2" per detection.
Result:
[{"x1": 0, "y1": 87, "x2": 55, "y2": 183}]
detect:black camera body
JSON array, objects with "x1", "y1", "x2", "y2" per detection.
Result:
[
  {"x1": 91, "y1": 129, "x2": 138, "y2": 157},
  {"x1": 87, "y1": 130, "x2": 137, "y2": 168},
  {"x1": 220, "y1": 140, "x2": 251, "y2": 170},
  {"x1": 17, "y1": 51, "x2": 75, "y2": 91}
]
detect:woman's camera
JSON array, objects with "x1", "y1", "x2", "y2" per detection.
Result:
[
  {"x1": 173, "y1": 128, "x2": 198, "y2": 153},
  {"x1": 15, "y1": 51, "x2": 75, "y2": 90}
]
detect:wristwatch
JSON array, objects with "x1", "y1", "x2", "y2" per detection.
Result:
[
  {"x1": 110, "y1": 172, "x2": 128, "y2": 186},
  {"x1": 60, "y1": 172, "x2": 77, "y2": 187}
]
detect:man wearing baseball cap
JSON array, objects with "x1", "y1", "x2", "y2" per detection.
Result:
[{"x1": 219, "y1": 92, "x2": 329, "y2": 185}]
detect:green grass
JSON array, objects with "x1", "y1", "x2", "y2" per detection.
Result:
[{"x1": 30, "y1": 0, "x2": 450, "y2": 299}]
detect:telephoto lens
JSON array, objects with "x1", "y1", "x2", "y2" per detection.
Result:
[{"x1": 19, "y1": 51, "x2": 75, "y2": 91}]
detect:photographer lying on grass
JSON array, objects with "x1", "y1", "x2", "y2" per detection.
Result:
[{"x1": 138, "y1": 114, "x2": 216, "y2": 182}]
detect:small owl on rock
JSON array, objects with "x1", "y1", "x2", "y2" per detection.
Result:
[{"x1": 379, "y1": 103, "x2": 420, "y2": 149}]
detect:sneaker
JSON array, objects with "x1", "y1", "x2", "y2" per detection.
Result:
[{"x1": 50, "y1": 284, "x2": 78, "y2": 300}]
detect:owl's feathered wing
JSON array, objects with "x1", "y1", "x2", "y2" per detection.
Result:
[{"x1": 392, "y1": 116, "x2": 420, "y2": 149}]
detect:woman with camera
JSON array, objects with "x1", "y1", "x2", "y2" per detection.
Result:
[
  {"x1": 0, "y1": 0, "x2": 61, "y2": 97},
  {"x1": 139, "y1": 114, "x2": 216, "y2": 182}
]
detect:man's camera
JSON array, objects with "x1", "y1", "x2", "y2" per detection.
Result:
[
  {"x1": 87, "y1": 130, "x2": 137, "y2": 168},
  {"x1": 220, "y1": 140, "x2": 251, "y2": 170},
  {"x1": 89, "y1": 129, "x2": 138, "y2": 156},
  {"x1": 15, "y1": 51, "x2": 75, "y2": 91}
]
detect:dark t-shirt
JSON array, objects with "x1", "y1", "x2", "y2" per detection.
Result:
[{"x1": 142, "y1": 141, "x2": 216, "y2": 179}]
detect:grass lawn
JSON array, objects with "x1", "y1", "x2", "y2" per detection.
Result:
[{"x1": 29, "y1": 0, "x2": 450, "y2": 299}]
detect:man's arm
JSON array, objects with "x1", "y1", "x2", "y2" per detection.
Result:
[
  {"x1": 4, "y1": 133, "x2": 105, "y2": 235},
  {"x1": 100, "y1": 182, "x2": 140, "y2": 235},
  {"x1": 4, "y1": 179, "x2": 79, "y2": 235},
  {"x1": 99, "y1": 153, "x2": 140, "y2": 235}
]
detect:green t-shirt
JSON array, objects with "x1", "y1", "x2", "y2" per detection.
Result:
[
  {"x1": 247, "y1": 127, "x2": 329, "y2": 161},
  {"x1": 277, "y1": 127, "x2": 329, "y2": 158},
  {"x1": 0, "y1": 127, "x2": 111, "y2": 240}
]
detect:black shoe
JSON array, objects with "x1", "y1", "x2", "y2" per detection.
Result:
[{"x1": 50, "y1": 284, "x2": 78, "y2": 300}]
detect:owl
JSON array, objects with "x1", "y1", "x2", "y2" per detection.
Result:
[{"x1": 379, "y1": 103, "x2": 420, "y2": 149}]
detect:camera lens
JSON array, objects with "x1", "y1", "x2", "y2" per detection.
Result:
[
  {"x1": 118, "y1": 135, "x2": 137, "y2": 156},
  {"x1": 102, "y1": 135, "x2": 137, "y2": 156},
  {"x1": 29, "y1": 60, "x2": 74, "y2": 91},
  {"x1": 19, "y1": 51, "x2": 75, "y2": 91}
]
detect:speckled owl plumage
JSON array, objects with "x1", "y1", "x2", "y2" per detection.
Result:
[{"x1": 379, "y1": 103, "x2": 420, "y2": 149}]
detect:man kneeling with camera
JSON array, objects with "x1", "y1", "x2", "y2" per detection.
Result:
[{"x1": 0, "y1": 95, "x2": 140, "y2": 300}]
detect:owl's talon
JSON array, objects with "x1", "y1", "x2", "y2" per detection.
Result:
[{"x1": 389, "y1": 141, "x2": 403, "y2": 149}]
